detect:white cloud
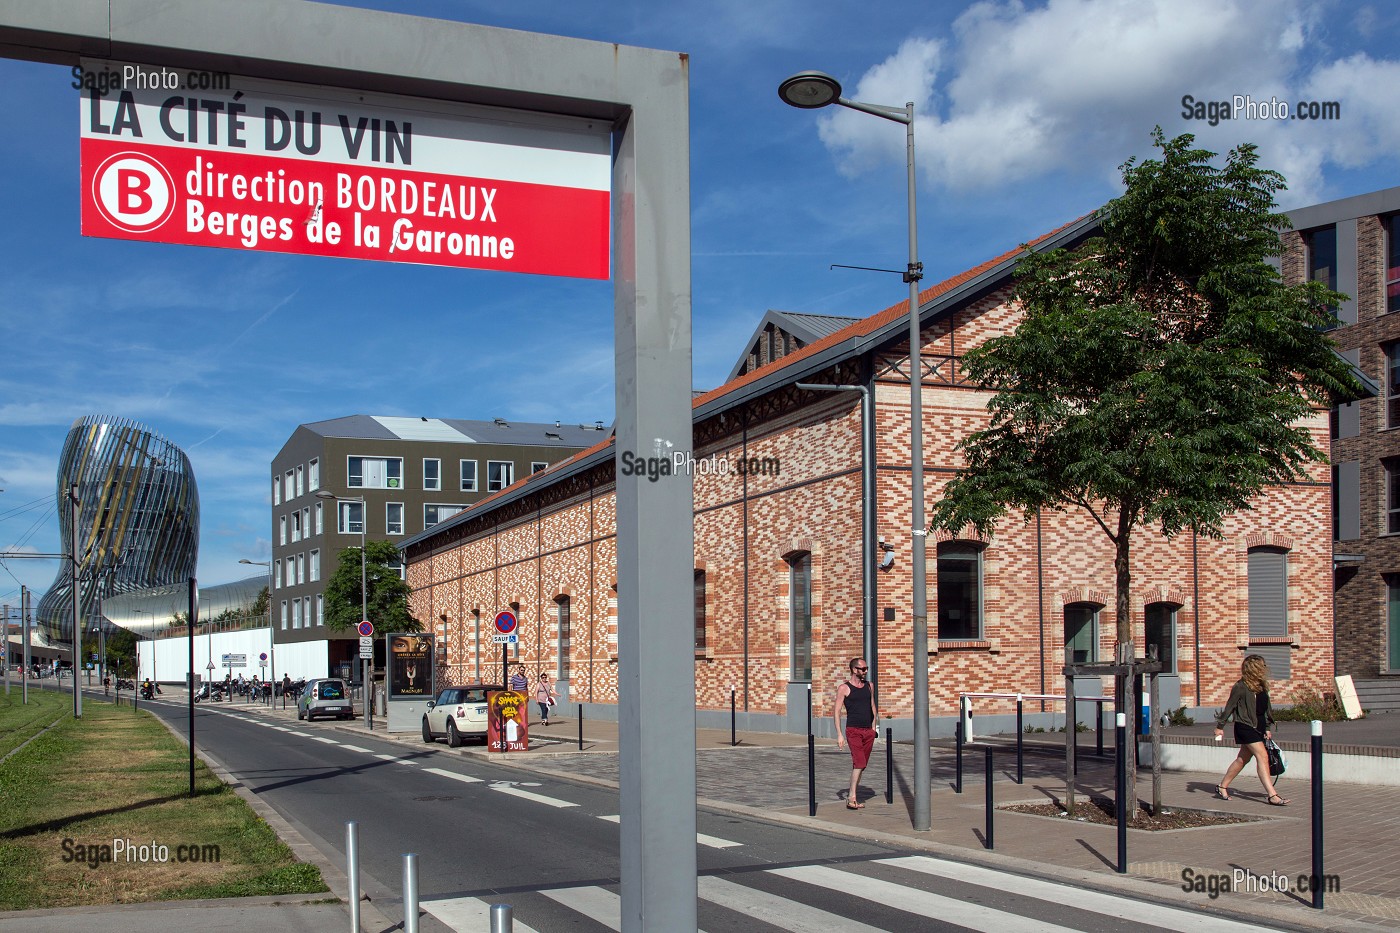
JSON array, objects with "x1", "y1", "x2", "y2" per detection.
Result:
[{"x1": 813, "y1": 0, "x2": 1400, "y2": 204}]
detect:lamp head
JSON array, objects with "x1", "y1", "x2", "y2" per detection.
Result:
[{"x1": 779, "y1": 71, "x2": 842, "y2": 109}]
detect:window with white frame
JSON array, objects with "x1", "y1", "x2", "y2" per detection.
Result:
[
  {"x1": 291, "y1": 510, "x2": 302, "y2": 542},
  {"x1": 279, "y1": 515, "x2": 287, "y2": 546},
  {"x1": 314, "y1": 501, "x2": 323, "y2": 535},
  {"x1": 296, "y1": 552, "x2": 305, "y2": 585},
  {"x1": 423, "y1": 458, "x2": 441, "y2": 491},
  {"x1": 308, "y1": 457, "x2": 320, "y2": 491},
  {"x1": 274, "y1": 561, "x2": 282, "y2": 589},
  {"x1": 532, "y1": 461, "x2": 549, "y2": 474},
  {"x1": 424, "y1": 503, "x2": 466, "y2": 528},
  {"x1": 310, "y1": 549, "x2": 320, "y2": 582},
  {"x1": 280, "y1": 600, "x2": 288, "y2": 630},
  {"x1": 386, "y1": 502, "x2": 404, "y2": 535},
  {"x1": 292, "y1": 598, "x2": 302, "y2": 629},
  {"x1": 487, "y1": 460, "x2": 514, "y2": 492},
  {"x1": 295, "y1": 464, "x2": 304, "y2": 497},
  {"x1": 347, "y1": 455, "x2": 402, "y2": 489},
  {"x1": 273, "y1": 477, "x2": 280, "y2": 506},
  {"x1": 316, "y1": 594, "x2": 324, "y2": 627},
  {"x1": 285, "y1": 470, "x2": 295, "y2": 501},
  {"x1": 460, "y1": 459, "x2": 478, "y2": 492},
  {"x1": 338, "y1": 501, "x2": 364, "y2": 535}
]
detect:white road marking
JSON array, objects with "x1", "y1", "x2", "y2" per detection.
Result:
[
  {"x1": 340, "y1": 745, "x2": 373, "y2": 753},
  {"x1": 598, "y1": 815, "x2": 740, "y2": 849},
  {"x1": 424, "y1": 767, "x2": 484, "y2": 784},
  {"x1": 539, "y1": 886, "x2": 621, "y2": 930},
  {"x1": 422, "y1": 896, "x2": 541, "y2": 932},
  {"x1": 491, "y1": 785, "x2": 577, "y2": 808},
  {"x1": 769, "y1": 864, "x2": 1082, "y2": 933},
  {"x1": 310, "y1": 736, "x2": 339, "y2": 745},
  {"x1": 882, "y1": 855, "x2": 1283, "y2": 932},
  {"x1": 698, "y1": 875, "x2": 883, "y2": 932}
]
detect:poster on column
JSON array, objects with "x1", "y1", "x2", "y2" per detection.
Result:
[
  {"x1": 77, "y1": 61, "x2": 611, "y2": 279},
  {"x1": 388, "y1": 634, "x2": 434, "y2": 698}
]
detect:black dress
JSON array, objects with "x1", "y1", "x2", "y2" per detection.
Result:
[{"x1": 1234, "y1": 691, "x2": 1269, "y2": 746}]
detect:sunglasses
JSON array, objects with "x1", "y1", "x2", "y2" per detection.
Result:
[{"x1": 853, "y1": 667, "x2": 868, "y2": 673}]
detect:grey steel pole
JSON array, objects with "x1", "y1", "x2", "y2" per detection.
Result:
[
  {"x1": 70, "y1": 483, "x2": 81, "y2": 719},
  {"x1": 3, "y1": 604, "x2": 8, "y2": 696},
  {"x1": 402, "y1": 853, "x2": 419, "y2": 933},
  {"x1": 1311, "y1": 720, "x2": 1324, "y2": 910},
  {"x1": 188, "y1": 577, "x2": 197, "y2": 798},
  {"x1": 361, "y1": 517, "x2": 370, "y2": 731},
  {"x1": 904, "y1": 102, "x2": 930, "y2": 832},
  {"x1": 21, "y1": 587, "x2": 28, "y2": 705},
  {"x1": 346, "y1": 821, "x2": 360, "y2": 932}
]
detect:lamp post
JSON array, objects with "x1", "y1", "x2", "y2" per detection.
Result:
[
  {"x1": 780, "y1": 70, "x2": 930, "y2": 830},
  {"x1": 239, "y1": 559, "x2": 274, "y2": 704},
  {"x1": 317, "y1": 491, "x2": 370, "y2": 729}
]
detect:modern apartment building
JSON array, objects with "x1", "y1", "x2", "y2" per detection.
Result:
[
  {"x1": 270, "y1": 415, "x2": 599, "y2": 679},
  {"x1": 1280, "y1": 186, "x2": 1400, "y2": 711}
]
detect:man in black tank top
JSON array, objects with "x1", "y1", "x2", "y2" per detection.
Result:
[{"x1": 832, "y1": 657, "x2": 878, "y2": 810}]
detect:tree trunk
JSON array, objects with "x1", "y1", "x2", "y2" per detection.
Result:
[{"x1": 1113, "y1": 520, "x2": 1137, "y2": 820}]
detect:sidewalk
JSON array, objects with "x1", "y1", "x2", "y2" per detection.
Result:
[{"x1": 8, "y1": 689, "x2": 1398, "y2": 931}]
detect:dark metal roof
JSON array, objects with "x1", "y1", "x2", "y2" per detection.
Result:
[
  {"x1": 299, "y1": 415, "x2": 606, "y2": 447},
  {"x1": 725, "y1": 309, "x2": 861, "y2": 383}
]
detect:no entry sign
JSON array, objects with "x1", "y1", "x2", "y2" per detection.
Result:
[{"x1": 78, "y1": 62, "x2": 611, "y2": 279}]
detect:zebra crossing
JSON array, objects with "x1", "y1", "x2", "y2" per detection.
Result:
[{"x1": 421, "y1": 855, "x2": 1285, "y2": 933}]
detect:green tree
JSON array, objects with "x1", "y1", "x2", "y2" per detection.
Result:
[
  {"x1": 323, "y1": 539, "x2": 421, "y2": 633},
  {"x1": 930, "y1": 130, "x2": 1360, "y2": 798}
]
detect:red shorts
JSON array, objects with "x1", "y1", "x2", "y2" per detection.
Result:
[{"x1": 846, "y1": 726, "x2": 877, "y2": 769}]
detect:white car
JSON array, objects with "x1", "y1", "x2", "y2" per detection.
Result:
[{"x1": 422, "y1": 684, "x2": 500, "y2": 747}]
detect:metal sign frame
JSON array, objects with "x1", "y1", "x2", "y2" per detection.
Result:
[{"x1": 0, "y1": 3, "x2": 696, "y2": 928}]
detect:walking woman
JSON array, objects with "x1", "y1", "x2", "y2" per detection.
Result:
[
  {"x1": 1213, "y1": 654, "x2": 1287, "y2": 805},
  {"x1": 535, "y1": 672, "x2": 559, "y2": 726}
]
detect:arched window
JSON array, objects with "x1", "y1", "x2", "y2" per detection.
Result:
[
  {"x1": 1144, "y1": 602, "x2": 1177, "y2": 673},
  {"x1": 1064, "y1": 603, "x2": 1099, "y2": 664},
  {"x1": 788, "y1": 552, "x2": 812, "y2": 682},
  {"x1": 937, "y1": 542, "x2": 983, "y2": 641}
]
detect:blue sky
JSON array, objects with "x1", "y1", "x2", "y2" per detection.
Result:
[{"x1": 3, "y1": 0, "x2": 1399, "y2": 607}]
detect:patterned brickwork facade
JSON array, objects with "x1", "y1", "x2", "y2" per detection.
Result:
[
  {"x1": 406, "y1": 245, "x2": 1337, "y2": 725},
  {"x1": 1284, "y1": 201, "x2": 1400, "y2": 679}
]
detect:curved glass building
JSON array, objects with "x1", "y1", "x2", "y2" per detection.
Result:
[{"x1": 36, "y1": 416, "x2": 199, "y2": 643}]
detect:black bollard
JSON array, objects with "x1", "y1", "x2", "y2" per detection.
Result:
[
  {"x1": 731, "y1": 687, "x2": 737, "y2": 747},
  {"x1": 1016, "y1": 696, "x2": 1024, "y2": 785},
  {"x1": 808, "y1": 733, "x2": 817, "y2": 817},
  {"x1": 1096, "y1": 700, "x2": 1104, "y2": 757},
  {"x1": 578, "y1": 703, "x2": 583, "y2": 751},
  {"x1": 1115, "y1": 713, "x2": 1127, "y2": 873},
  {"x1": 885, "y1": 727, "x2": 893, "y2": 805},
  {"x1": 955, "y1": 720, "x2": 963, "y2": 794},
  {"x1": 984, "y1": 746, "x2": 994, "y2": 849},
  {"x1": 1311, "y1": 720, "x2": 1324, "y2": 910}
]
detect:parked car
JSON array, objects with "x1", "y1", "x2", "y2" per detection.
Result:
[
  {"x1": 297, "y1": 678, "x2": 354, "y2": 721},
  {"x1": 422, "y1": 684, "x2": 502, "y2": 747}
]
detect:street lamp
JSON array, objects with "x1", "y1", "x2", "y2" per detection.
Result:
[
  {"x1": 780, "y1": 69, "x2": 931, "y2": 831},
  {"x1": 317, "y1": 490, "x2": 370, "y2": 730},
  {"x1": 239, "y1": 558, "x2": 274, "y2": 704}
]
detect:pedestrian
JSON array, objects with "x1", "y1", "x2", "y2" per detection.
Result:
[
  {"x1": 832, "y1": 657, "x2": 878, "y2": 810},
  {"x1": 282, "y1": 672, "x2": 292, "y2": 697},
  {"x1": 535, "y1": 672, "x2": 559, "y2": 725},
  {"x1": 509, "y1": 664, "x2": 528, "y2": 694},
  {"x1": 1214, "y1": 654, "x2": 1287, "y2": 805}
]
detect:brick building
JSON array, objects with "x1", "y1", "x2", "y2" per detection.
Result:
[
  {"x1": 1281, "y1": 187, "x2": 1400, "y2": 711},
  {"x1": 401, "y1": 214, "x2": 1336, "y2": 733}
]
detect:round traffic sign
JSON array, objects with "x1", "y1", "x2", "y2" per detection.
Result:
[
  {"x1": 259, "y1": 652, "x2": 268, "y2": 661},
  {"x1": 494, "y1": 610, "x2": 517, "y2": 635},
  {"x1": 357, "y1": 620, "x2": 374, "y2": 637}
]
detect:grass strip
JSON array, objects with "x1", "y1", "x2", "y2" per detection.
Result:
[
  {"x1": 0, "y1": 686, "x2": 70, "y2": 760},
  {"x1": 0, "y1": 698, "x2": 327, "y2": 908}
]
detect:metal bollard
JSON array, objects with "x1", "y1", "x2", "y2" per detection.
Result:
[
  {"x1": 1115, "y1": 713, "x2": 1127, "y2": 873},
  {"x1": 1015, "y1": 695, "x2": 1024, "y2": 785},
  {"x1": 490, "y1": 903, "x2": 514, "y2": 933},
  {"x1": 885, "y1": 727, "x2": 893, "y2": 805},
  {"x1": 954, "y1": 721, "x2": 963, "y2": 794},
  {"x1": 346, "y1": 821, "x2": 360, "y2": 933},
  {"x1": 984, "y1": 746, "x2": 994, "y2": 849},
  {"x1": 403, "y1": 853, "x2": 419, "y2": 933},
  {"x1": 1311, "y1": 720, "x2": 1324, "y2": 910}
]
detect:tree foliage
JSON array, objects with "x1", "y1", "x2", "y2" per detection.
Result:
[
  {"x1": 323, "y1": 539, "x2": 421, "y2": 633},
  {"x1": 931, "y1": 129, "x2": 1361, "y2": 653}
]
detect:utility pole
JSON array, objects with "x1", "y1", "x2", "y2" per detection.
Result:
[
  {"x1": 22, "y1": 586, "x2": 29, "y2": 705},
  {"x1": 3, "y1": 603, "x2": 9, "y2": 696},
  {"x1": 70, "y1": 483, "x2": 82, "y2": 719}
]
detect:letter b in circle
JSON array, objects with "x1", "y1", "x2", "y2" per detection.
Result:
[{"x1": 92, "y1": 151, "x2": 176, "y2": 233}]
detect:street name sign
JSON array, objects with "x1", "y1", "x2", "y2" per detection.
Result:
[{"x1": 79, "y1": 63, "x2": 610, "y2": 279}]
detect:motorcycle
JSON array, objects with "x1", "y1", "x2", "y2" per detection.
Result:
[{"x1": 140, "y1": 682, "x2": 156, "y2": 701}]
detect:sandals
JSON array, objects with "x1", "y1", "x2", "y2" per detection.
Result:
[
  {"x1": 845, "y1": 801, "x2": 864, "y2": 810},
  {"x1": 1215, "y1": 785, "x2": 1230, "y2": 801},
  {"x1": 1267, "y1": 794, "x2": 1289, "y2": 806}
]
